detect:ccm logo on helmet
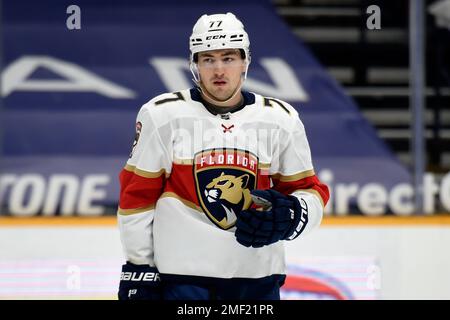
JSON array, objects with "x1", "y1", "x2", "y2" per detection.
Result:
[
  {"x1": 120, "y1": 272, "x2": 160, "y2": 282},
  {"x1": 206, "y1": 35, "x2": 226, "y2": 40}
]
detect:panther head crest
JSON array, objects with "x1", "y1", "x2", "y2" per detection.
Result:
[{"x1": 204, "y1": 172, "x2": 253, "y2": 223}]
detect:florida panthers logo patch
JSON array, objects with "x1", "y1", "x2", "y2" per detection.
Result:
[
  {"x1": 129, "y1": 121, "x2": 142, "y2": 158},
  {"x1": 194, "y1": 149, "x2": 258, "y2": 230}
]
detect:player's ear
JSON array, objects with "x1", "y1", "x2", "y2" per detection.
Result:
[{"x1": 241, "y1": 61, "x2": 247, "y2": 73}]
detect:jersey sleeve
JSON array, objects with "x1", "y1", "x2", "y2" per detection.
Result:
[
  {"x1": 271, "y1": 109, "x2": 330, "y2": 236},
  {"x1": 117, "y1": 105, "x2": 172, "y2": 265}
]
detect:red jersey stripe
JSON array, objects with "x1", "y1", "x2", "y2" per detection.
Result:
[
  {"x1": 272, "y1": 174, "x2": 330, "y2": 207},
  {"x1": 119, "y1": 168, "x2": 165, "y2": 210}
]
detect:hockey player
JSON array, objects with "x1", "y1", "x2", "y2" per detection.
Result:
[{"x1": 118, "y1": 12, "x2": 329, "y2": 300}]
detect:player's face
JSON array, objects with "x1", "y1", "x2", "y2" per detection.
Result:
[{"x1": 197, "y1": 49, "x2": 246, "y2": 102}]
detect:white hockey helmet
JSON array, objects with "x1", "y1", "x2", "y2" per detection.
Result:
[{"x1": 189, "y1": 13, "x2": 251, "y2": 74}]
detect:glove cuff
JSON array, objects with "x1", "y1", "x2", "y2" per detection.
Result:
[
  {"x1": 118, "y1": 262, "x2": 162, "y2": 300},
  {"x1": 284, "y1": 196, "x2": 309, "y2": 241},
  {"x1": 120, "y1": 262, "x2": 161, "y2": 285}
]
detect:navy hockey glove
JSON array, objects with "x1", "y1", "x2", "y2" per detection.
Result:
[
  {"x1": 235, "y1": 189, "x2": 308, "y2": 248},
  {"x1": 118, "y1": 262, "x2": 162, "y2": 300}
]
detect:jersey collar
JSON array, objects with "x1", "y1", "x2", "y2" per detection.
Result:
[{"x1": 189, "y1": 87, "x2": 255, "y2": 116}]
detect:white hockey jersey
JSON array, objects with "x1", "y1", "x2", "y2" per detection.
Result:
[{"x1": 118, "y1": 88, "x2": 329, "y2": 281}]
